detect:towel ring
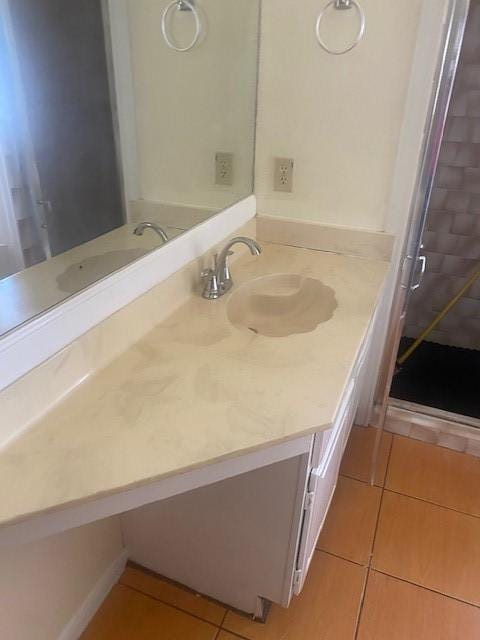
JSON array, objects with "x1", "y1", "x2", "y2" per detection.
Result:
[
  {"x1": 316, "y1": 0, "x2": 365, "y2": 55},
  {"x1": 161, "y1": 0, "x2": 201, "y2": 52}
]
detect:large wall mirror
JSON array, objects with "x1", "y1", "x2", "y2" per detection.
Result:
[{"x1": 0, "y1": 0, "x2": 260, "y2": 336}]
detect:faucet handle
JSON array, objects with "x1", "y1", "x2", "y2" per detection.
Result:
[
  {"x1": 218, "y1": 250, "x2": 234, "y2": 284},
  {"x1": 201, "y1": 257, "x2": 221, "y2": 299},
  {"x1": 201, "y1": 270, "x2": 220, "y2": 299},
  {"x1": 200, "y1": 253, "x2": 218, "y2": 278}
]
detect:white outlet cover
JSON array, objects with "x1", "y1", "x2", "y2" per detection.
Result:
[{"x1": 274, "y1": 157, "x2": 294, "y2": 192}]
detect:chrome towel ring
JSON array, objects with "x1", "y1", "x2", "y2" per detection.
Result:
[
  {"x1": 161, "y1": 0, "x2": 202, "y2": 52},
  {"x1": 316, "y1": 0, "x2": 365, "y2": 55}
]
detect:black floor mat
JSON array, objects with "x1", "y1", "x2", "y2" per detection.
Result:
[{"x1": 391, "y1": 337, "x2": 480, "y2": 419}]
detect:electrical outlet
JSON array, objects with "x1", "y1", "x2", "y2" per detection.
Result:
[
  {"x1": 274, "y1": 157, "x2": 294, "y2": 192},
  {"x1": 215, "y1": 152, "x2": 234, "y2": 186}
]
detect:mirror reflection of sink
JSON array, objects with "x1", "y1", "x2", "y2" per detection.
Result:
[
  {"x1": 227, "y1": 274, "x2": 337, "y2": 337},
  {"x1": 56, "y1": 249, "x2": 149, "y2": 293}
]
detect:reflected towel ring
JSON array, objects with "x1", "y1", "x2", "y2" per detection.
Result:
[
  {"x1": 316, "y1": 0, "x2": 365, "y2": 55},
  {"x1": 161, "y1": 0, "x2": 201, "y2": 52}
]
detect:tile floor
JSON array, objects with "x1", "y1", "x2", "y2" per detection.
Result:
[{"x1": 81, "y1": 426, "x2": 480, "y2": 639}]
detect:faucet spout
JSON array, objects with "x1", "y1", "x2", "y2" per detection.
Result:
[
  {"x1": 133, "y1": 222, "x2": 169, "y2": 243},
  {"x1": 215, "y1": 236, "x2": 262, "y2": 281},
  {"x1": 201, "y1": 236, "x2": 262, "y2": 300}
]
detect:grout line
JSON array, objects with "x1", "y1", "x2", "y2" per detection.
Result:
[
  {"x1": 219, "y1": 609, "x2": 228, "y2": 628},
  {"x1": 215, "y1": 624, "x2": 253, "y2": 640},
  {"x1": 339, "y1": 472, "x2": 383, "y2": 489},
  {"x1": 368, "y1": 487, "x2": 385, "y2": 567},
  {"x1": 218, "y1": 629, "x2": 252, "y2": 640},
  {"x1": 219, "y1": 609, "x2": 255, "y2": 640},
  {"x1": 119, "y1": 583, "x2": 223, "y2": 629},
  {"x1": 370, "y1": 568, "x2": 480, "y2": 611},
  {"x1": 383, "y1": 486, "x2": 480, "y2": 521},
  {"x1": 125, "y1": 561, "x2": 227, "y2": 610},
  {"x1": 367, "y1": 445, "x2": 390, "y2": 569},
  {"x1": 220, "y1": 602, "x2": 268, "y2": 628},
  {"x1": 315, "y1": 547, "x2": 368, "y2": 569},
  {"x1": 385, "y1": 429, "x2": 394, "y2": 476},
  {"x1": 353, "y1": 567, "x2": 370, "y2": 640},
  {"x1": 338, "y1": 472, "x2": 382, "y2": 488},
  {"x1": 352, "y1": 433, "x2": 392, "y2": 638}
]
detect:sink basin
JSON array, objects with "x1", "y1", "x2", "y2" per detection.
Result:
[
  {"x1": 227, "y1": 273, "x2": 337, "y2": 337},
  {"x1": 56, "y1": 248, "x2": 149, "y2": 293}
]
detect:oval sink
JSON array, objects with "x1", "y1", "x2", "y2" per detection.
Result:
[{"x1": 227, "y1": 273, "x2": 337, "y2": 337}]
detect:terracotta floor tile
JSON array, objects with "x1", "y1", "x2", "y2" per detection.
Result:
[
  {"x1": 386, "y1": 436, "x2": 480, "y2": 516},
  {"x1": 340, "y1": 426, "x2": 392, "y2": 486},
  {"x1": 120, "y1": 565, "x2": 226, "y2": 625},
  {"x1": 222, "y1": 552, "x2": 366, "y2": 640},
  {"x1": 357, "y1": 571, "x2": 480, "y2": 640},
  {"x1": 372, "y1": 491, "x2": 480, "y2": 606},
  {"x1": 81, "y1": 584, "x2": 218, "y2": 639},
  {"x1": 317, "y1": 476, "x2": 382, "y2": 565},
  {"x1": 217, "y1": 633, "x2": 245, "y2": 640}
]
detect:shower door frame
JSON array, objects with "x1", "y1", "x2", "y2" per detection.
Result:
[{"x1": 372, "y1": 0, "x2": 471, "y2": 456}]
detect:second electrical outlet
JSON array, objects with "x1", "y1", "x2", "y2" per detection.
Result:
[
  {"x1": 274, "y1": 157, "x2": 294, "y2": 192},
  {"x1": 215, "y1": 152, "x2": 234, "y2": 186}
]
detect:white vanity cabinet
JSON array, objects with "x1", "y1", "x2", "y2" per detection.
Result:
[
  {"x1": 292, "y1": 322, "x2": 371, "y2": 593},
  {"x1": 122, "y1": 453, "x2": 312, "y2": 617},
  {"x1": 293, "y1": 378, "x2": 356, "y2": 594},
  {"x1": 121, "y1": 339, "x2": 366, "y2": 616}
]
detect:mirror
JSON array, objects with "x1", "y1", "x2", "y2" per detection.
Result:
[{"x1": 0, "y1": 0, "x2": 260, "y2": 336}]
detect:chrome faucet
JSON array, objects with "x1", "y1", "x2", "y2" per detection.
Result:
[
  {"x1": 133, "y1": 222, "x2": 169, "y2": 243},
  {"x1": 201, "y1": 236, "x2": 262, "y2": 299}
]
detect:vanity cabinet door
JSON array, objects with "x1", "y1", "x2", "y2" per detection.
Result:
[{"x1": 293, "y1": 379, "x2": 356, "y2": 595}]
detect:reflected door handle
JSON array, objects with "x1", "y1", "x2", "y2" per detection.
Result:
[
  {"x1": 37, "y1": 199, "x2": 52, "y2": 229},
  {"x1": 411, "y1": 255, "x2": 427, "y2": 291},
  {"x1": 401, "y1": 251, "x2": 426, "y2": 290},
  {"x1": 37, "y1": 199, "x2": 53, "y2": 213}
]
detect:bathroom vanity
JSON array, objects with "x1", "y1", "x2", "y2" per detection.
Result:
[
  {"x1": 0, "y1": 231, "x2": 387, "y2": 617},
  {"x1": 121, "y1": 308, "x2": 373, "y2": 616}
]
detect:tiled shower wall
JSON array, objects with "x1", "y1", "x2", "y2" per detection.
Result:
[{"x1": 404, "y1": 1, "x2": 480, "y2": 350}]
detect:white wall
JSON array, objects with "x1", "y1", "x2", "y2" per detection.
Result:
[
  {"x1": 255, "y1": 0, "x2": 424, "y2": 232},
  {"x1": 126, "y1": 0, "x2": 259, "y2": 210},
  {"x1": 0, "y1": 518, "x2": 123, "y2": 640}
]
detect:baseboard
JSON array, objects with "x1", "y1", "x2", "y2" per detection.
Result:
[
  {"x1": 57, "y1": 549, "x2": 128, "y2": 640},
  {"x1": 385, "y1": 403, "x2": 480, "y2": 457}
]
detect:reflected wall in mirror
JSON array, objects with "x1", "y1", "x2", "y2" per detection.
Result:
[{"x1": 0, "y1": 0, "x2": 260, "y2": 336}]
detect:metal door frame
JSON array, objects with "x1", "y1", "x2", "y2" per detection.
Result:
[{"x1": 371, "y1": 0, "x2": 470, "y2": 480}]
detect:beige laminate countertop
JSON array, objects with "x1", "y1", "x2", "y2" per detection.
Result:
[{"x1": 0, "y1": 243, "x2": 388, "y2": 528}]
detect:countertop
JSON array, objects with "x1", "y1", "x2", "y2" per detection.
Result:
[{"x1": 0, "y1": 243, "x2": 388, "y2": 528}]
